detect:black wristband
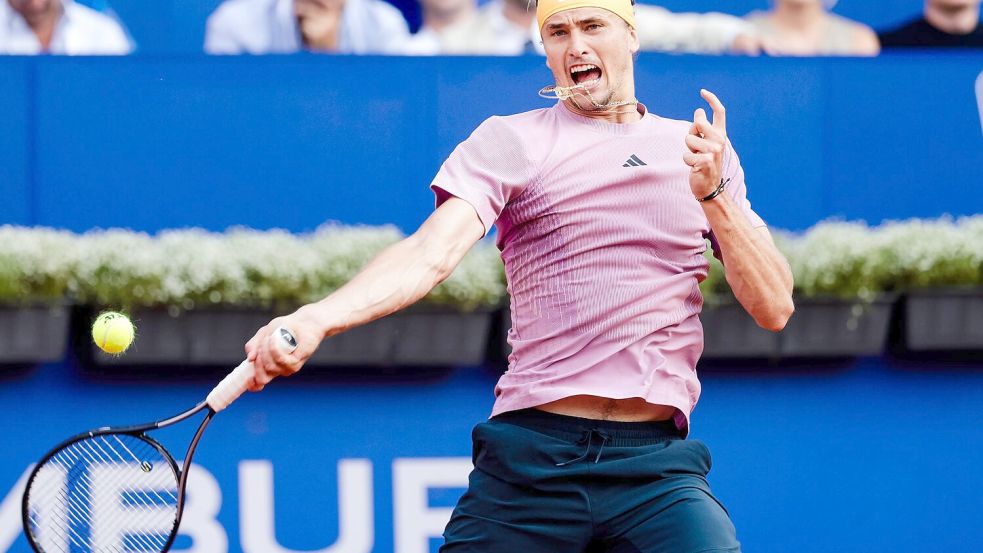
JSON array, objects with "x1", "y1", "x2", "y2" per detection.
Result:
[{"x1": 698, "y1": 177, "x2": 731, "y2": 203}]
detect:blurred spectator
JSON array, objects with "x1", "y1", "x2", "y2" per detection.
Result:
[
  {"x1": 438, "y1": 0, "x2": 536, "y2": 55},
  {"x1": 738, "y1": 0, "x2": 880, "y2": 56},
  {"x1": 402, "y1": 0, "x2": 476, "y2": 54},
  {"x1": 0, "y1": 0, "x2": 132, "y2": 55},
  {"x1": 205, "y1": 0, "x2": 409, "y2": 54},
  {"x1": 436, "y1": 1, "x2": 758, "y2": 55},
  {"x1": 634, "y1": 5, "x2": 753, "y2": 54},
  {"x1": 879, "y1": 0, "x2": 982, "y2": 48}
]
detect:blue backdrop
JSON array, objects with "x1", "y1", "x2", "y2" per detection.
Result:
[
  {"x1": 1, "y1": 54, "x2": 982, "y2": 233},
  {"x1": 1, "y1": 53, "x2": 983, "y2": 552}
]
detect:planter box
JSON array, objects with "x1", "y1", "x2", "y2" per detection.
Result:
[
  {"x1": 0, "y1": 304, "x2": 70, "y2": 364},
  {"x1": 390, "y1": 307, "x2": 491, "y2": 366},
  {"x1": 92, "y1": 306, "x2": 491, "y2": 367},
  {"x1": 904, "y1": 288, "x2": 983, "y2": 351},
  {"x1": 91, "y1": 307, "x2": 271, "y2": 365},
  {"x1": 779, "y1": 295, "x2": 895, "y2": 357},
  {"x1": 701, "y1": 301, "x2": 782, "y2": 359}
]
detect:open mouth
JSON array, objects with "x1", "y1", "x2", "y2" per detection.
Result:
[{"x1": 569, "y1": 64, "x2": 602, "y2": 88}]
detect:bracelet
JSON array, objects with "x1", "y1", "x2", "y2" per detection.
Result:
[{"x1": 697, "y1": 177, "x2": 731, "y2": 203}]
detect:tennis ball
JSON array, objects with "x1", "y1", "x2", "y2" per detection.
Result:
[{"x1": 92, "y1": 311, "x2": 135, "y2": 354}]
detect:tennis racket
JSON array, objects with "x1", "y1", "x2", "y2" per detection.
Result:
[{"x1": 20, "y1": 326, "x2": 298, "y2": 553}]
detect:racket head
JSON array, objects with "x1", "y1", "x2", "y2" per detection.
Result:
[{"x1": 22, "y1": 432, "x2": 182, "y2": 553}]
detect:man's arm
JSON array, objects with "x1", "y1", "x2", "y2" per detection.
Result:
[
  {"x1": 703, "y1": 199, "x2": 794, "y2": 331},
  {"x1": 244, "y1": 197, "x2": 485, "y2": 389},
  {"x1": 684, "y1": 89, "x2": 794, "y2": 332}
]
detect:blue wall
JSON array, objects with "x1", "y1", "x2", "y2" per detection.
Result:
[
  {"x1": 2, "y1": 356, "x2": 982, "y2": 552},
  {"x1": 1, "y1": 54, "x2": 982, "y2": 234}
]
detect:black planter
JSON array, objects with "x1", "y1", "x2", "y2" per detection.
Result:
[
  {"x1": 92, "y1": 306, "x2": 492, "y2": 367},
  {"x1": 91, "y1": 307, "x2": 274, "y2": 365},
  {"x1": 0, "y1": 304, "x2": 70, "y2": 364},
  {"x1": 779, "y1": 295, "x2": 895, "y2": 357},
  {"x1": 700, "y1": 301, "x2": 782, "y2": 359},
  {"x1": 904, "y1": 288, "x2": 983, "y2": 351},
  {"x1": 390, "y1": 307, "x2": 491, "y2": 366}
]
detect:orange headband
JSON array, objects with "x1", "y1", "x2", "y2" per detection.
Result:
[{"x1": 536, "y1": 0, "x2": 636, "y2": 31}]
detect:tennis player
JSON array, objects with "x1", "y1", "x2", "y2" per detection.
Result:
[{"x1": 246, "y1": 0, "x2": 794, "y2": 548}]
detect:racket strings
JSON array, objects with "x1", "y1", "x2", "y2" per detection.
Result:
[
  {"x1": 52, "y1": 436, "x2": 176, "y2": 550},
  {"x1": 34, "y1": 442, "x2": 174, "y2": 552},
  {"x1": 25, "y1": 434, "x2": 179, "y2": 553}
]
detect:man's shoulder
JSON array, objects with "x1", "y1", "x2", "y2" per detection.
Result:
[
  {"x1": 476, "y1": 107, "x2": 555, "y2": 134},
  {"x1": 642, "y1": 111, "x2": 691, "y2": 136}
]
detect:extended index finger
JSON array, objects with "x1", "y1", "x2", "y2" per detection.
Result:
[{"x1": 700, "y1": 89, "x2": 727, "y2": 134}]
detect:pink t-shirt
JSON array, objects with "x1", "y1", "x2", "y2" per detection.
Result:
[{"x1": 431, "y1": 102, "x2": 765, "y2": 432}]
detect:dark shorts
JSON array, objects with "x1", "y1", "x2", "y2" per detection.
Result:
[{"x1": 441, "y1": 408, "x2": 740, "y2": 553}]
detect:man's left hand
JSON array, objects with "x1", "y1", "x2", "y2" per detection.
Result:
[{"x1": 684, "y1": 89, "x2": 728, "y2": 200}]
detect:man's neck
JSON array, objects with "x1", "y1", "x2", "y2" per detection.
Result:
[
  {"x1": 562, "y1": 97, "x2": 642, "y2": 124},
  {"x1": 925, "y1": 1, "x2": 981, "y2": 34},
  {"x1": 500, "y1": 0, "x2": 533, "y2": 30},
  {"x1": 773, "y1": 1, "x2": 826, "y2": 31},
  {"x1": 10, "y1": 0, "x2": 62, "y2": 49}
]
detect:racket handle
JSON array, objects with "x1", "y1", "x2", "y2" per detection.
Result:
[{"x1": 206, "y1": 326, "x2": 298, "y2": 412}]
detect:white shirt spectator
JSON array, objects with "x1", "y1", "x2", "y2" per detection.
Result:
[
  {"x1": 205, "y1": 0, "x2": 409, "y2": 54},
  {"x1": 0, "y1": 0, "x2": 132, "y2": 55},
  {"x1": 402, "y1": 25, "x2": 441, "y2": 55},
  {"x1": 634, "y1": 4, "x2": 752, "y2": 54},
  {"x1": 440, "y1": 0, "x2": 536, "y2": 55}
]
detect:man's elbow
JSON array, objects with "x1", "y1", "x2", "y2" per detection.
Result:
[{"x1": 755, "y1": 296, "x2": 795, "y2": 332}]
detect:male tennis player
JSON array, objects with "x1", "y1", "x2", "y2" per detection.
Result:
[{"x1": 246, "y1": 0, "x2": 794, "y2": 549}]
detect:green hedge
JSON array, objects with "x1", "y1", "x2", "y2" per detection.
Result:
[
  {"x1": 2, "y1": 216, "x2": 980, "y2": 310},
  {"x1": 0, "y1": 225, "x2": 504, "y2": 311},
  {"x1": 700, "y1": 216, "x2": 983, "y2": 302}
]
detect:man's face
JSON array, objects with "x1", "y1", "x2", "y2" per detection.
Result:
[
  {"x1": 8, "y1": 0, "x2": 58, "y2": 17},
  {"x1": 541, "y1": 8, "x2": 639, "y2": 110}
]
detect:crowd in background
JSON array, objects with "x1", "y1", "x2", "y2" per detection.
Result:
[{"x1": 1, "y1": 0, "x2": 982, "y2": 55}]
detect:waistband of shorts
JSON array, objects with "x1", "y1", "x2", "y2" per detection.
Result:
[{"x1": 491, "y1": 408, "x2": 683, "y2": 446}]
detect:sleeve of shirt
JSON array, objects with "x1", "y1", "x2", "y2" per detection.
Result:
[
  {"x1": 707, "y1": 141, "x2": 766, "y2": 261},
  {"x1": 430, "y1": 116, "x2": 535, "y2": 237}
]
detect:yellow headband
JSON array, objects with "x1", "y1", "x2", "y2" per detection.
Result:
[{"x1": 536, "y1": 0, "x2": 636, "y2": 32}]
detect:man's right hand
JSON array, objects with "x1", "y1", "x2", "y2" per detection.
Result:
[{"x1": 245, "y1": 305, "x2": 327, "y2": 392}]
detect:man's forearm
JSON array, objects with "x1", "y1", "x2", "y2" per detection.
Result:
[
  {"x1": 303, "y1": 233, "x2": 464, "y2": 339},
  {"x1": 702, "y1": 194, "x2": 794, "y2": 331}
]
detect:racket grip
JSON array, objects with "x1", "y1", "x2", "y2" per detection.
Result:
[{"x1": 206, "y1": 326, "x2": 298, "y2": 412}]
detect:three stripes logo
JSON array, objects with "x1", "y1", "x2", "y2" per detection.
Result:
[{"x1": 622, "y1": 154, "x2": 647, "y2": 168}]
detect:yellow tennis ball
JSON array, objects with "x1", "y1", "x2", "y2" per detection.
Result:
[{"x1": 92, "y1": 311, "x2": 135, "y2": 354}]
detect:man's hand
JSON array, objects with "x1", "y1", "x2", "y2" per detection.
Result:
[
  {"x1": 684, "y1": 89, "x2": 728, "y2": 200},
  {"x1": 295, "y1": 0, "x2": 345, "y2": 51},
  {"x1": 244, "y1": 305, "x2": 326, "y2": 392}
]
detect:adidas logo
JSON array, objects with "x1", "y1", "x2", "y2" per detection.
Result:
[{"x1": 622, "y1": 154, "x2": 647, "y2": 167}]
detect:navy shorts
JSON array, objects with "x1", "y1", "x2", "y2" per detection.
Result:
[{"x1": 441, "y1": 408, "x2": 740, "y2": 553}]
